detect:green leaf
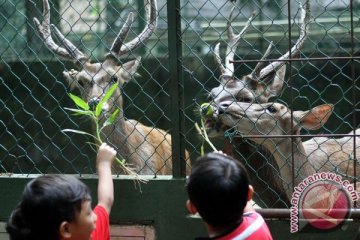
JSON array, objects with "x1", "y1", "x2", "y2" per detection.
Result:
[
  {"x1": 201, "y1": 143, "x2": 205, "y2": 156},
  {"x1": 115, "y1": 157, "x2": 126, "y2": 165},
  {"x1": 95, "y1": 82, "x2": 119, "y2": 117},
  {"x1": 69, "y1": 93, "x2": 89, "y2": 110},
  {"x1": 102, "y1": 109, "x2": 120, "y2": 128},
  {"x1": 64, "y1": 107, "x2": 93, "y2": 116},
  {"x1": 95, "y1": 102, "x2": 103, "y2": 117},
  {"x1": 109, "y1": 109, "x2": 120, "y2": 124},
  {"x1": 62, "y1": 129, "x2": 97, "y2": 140}
]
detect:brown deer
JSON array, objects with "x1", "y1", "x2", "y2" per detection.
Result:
[
  {"x1": 214, "y1": 100, "x2": 360, "y2": 202},
  {"x1": 33, "y1": 0, "x2": 185, "y2": 175},
  {"x1": 201, "y1": 0, "x2": 310, "y2": 207}
]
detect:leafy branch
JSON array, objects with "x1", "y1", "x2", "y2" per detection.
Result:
[{"x1": 62, "y1": 82, "x2": 145, "y2": 183}]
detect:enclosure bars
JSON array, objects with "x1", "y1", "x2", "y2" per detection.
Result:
[
  {"x1": 167, "y1": 0, "x2": 187, "y2": 178},
  {"x1": 350, "y1": 0, "x2": 357, "y2": 208},
  {"x1": 256, "y1": 208, "x2": 360, "y2": 219},
  {"x1": 287, "y1": 0, "x2": 295, "y2": 200}
]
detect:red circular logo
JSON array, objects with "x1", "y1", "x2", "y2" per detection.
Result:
[{"x1": 300, "y1": 181, "x2": 350, "y2": 230}]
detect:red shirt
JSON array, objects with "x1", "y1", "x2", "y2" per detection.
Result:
[
  {"x1": 91, "y1": 205, "x2": 110, "y2": 240},
  {"x1": 217, "y1": 211, "x2": 272, "y2": 240}
]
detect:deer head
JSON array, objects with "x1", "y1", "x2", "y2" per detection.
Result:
[
  {"x1": 33, "y1": 0, "x2": 157, "y2": 116},
  {"x1": 215, "y1": 101, "x2": 333, "y2": 139},
  {"x1": 203, "y1": 0, "x2": 310, "y2": 137},
  {"x1": 214, "y1": 100, "x2": 334, "y2": 199}
]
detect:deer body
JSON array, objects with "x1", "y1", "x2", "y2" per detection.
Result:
[
  {"x1": 304, "y1": 130, "x2": 360, "y2": 177},
  {"x1": 34, "y1": 0, "x2": 185, "y2": 175},
  {"x1": 103, "y1": 119, "x2": 172, "y2": 174},
  {"x1": 214, "y1": 101, "x2": 360, "y2": 201}
]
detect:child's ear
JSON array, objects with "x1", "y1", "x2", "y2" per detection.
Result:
[
  {"x1": 247, "y1": 185, "x2": 254, "y2": 201},
  {"x1": 186, "y1": 199, "x2": 198, "y2": 215},
  {"x1": 59, "y1": 221, "x2": 71, "y2": 239}
]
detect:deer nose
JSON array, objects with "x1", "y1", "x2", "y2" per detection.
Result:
[{"x1": 88, "y1": 98, "x2": 100, "y2": 111}]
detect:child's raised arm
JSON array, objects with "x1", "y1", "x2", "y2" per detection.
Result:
[{"x1": 96, "y1": 143, "x2": 116, "y2": 214}]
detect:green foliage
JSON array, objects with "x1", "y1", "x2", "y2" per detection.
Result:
[
  {"x1": 62, "y1": 82, "x2": 143, "y2": 180},
  {"x1": 196, "y1": 102, "x2": 218, "y2": 155}
]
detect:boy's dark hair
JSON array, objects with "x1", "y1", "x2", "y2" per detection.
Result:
[
  {"x1": 186, "y1": 152, "x2": 250, "y2": 227},
  {"x1": 6, "y1": 175, "x2": 91, "y2": 240}
]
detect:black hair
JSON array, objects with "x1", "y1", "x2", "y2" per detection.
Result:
[
  {"x1": 186, "y1": 152, "x2": 249, "y2": 228},
  {"x1": 6, "y1": 175, "x2": 91, "y2": 240}
]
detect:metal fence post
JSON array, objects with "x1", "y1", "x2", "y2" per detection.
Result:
[{"x1": 167, "y1": 0, "x2": 186, "y2": 178}]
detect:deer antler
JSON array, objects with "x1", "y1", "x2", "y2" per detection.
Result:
[
  {"x1": 33, "y1": 0, "x2": 87, "y2": 65},
  {"x1": 257, "y1": 0, "x2": 310, "y2": 80},
  {"x1": 108, "y1": 0, "x2": 158, "y2": 58},
  {"x1": 213, "y1": 4, "x2": 255, "y2": 77},
  {"x1": 251, "y1": 41, "x2": 273, "y2": 77},
  {"x1": 34, "y1": 0, "x2": 157, "y2": 64}
]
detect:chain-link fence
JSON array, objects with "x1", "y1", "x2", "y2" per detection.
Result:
[{"x1": 1, "y1": 0, "x2": 359, "y2": 208}]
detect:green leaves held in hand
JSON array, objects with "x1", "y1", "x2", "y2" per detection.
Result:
[
  {"x1": 63, "y1": 83, "x2": 145, "y2": 182},
  {"x1": 64, "y1": 83, "x2": 120, "y2": 144}
]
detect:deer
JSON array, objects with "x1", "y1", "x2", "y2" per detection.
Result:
[
  {"x1": 212, "y1": 100, "x2": 360, "y2": 202},
  {"x1": 200, "y1": 0, "x2": 310, "y2": 207},
  {"x1": 33, "y1": 0, "x2": 188, "y2": 175}
]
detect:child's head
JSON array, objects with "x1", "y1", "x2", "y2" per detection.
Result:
[
  {"x1": 186, "y1": 152, "x2": 252, "y2": 228},
  {"x1": 6, "y1": 175, "x2": 96, "y2": 240}
]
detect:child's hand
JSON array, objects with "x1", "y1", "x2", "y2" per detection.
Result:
[{"x1": 97, "y1": 143, "x2": 117, "y2": 167}]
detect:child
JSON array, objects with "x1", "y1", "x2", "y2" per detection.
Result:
[
  {"x1": 186, "y1": 152, "x2": 273, "y2": 240},
  {"x1": 6, "y1": 143, "x2": 116, "y2": 240}
]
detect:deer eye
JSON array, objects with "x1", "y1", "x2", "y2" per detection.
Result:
[
  {"x1": 78, "y1": 80, "x2": 84, "y2": 88},
  {"x1": 266, "y1": 106, "x2": 277, "y2": 113},
  {"x1": 110, "y1": 75, "x2": 118, "y2": 84},
  {"x1": 237, "y1": 96, "x2": 252, "y2": 103}
]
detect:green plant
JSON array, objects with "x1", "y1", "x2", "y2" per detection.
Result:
[
  {"x1": 62, "y1": 82, "x2": 144, "y2": 182},
  {"x1": 195, "y1": 103, "x2": 218, "y2": 155}
]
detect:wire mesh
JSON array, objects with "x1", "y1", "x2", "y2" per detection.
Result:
[
  {"x1": 180, "y1": 0, "x2": 360, "y2": 208},
  {"x1": 0, "y1": 0, "x2": 359, "y2": 208}
]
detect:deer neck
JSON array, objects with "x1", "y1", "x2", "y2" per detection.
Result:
[
  {"x1": 96, "y1": 110, "x2": 146, "y2": 169},
  {"x1": 255, "y1": 136, "x2": 316, "y2": 199}
]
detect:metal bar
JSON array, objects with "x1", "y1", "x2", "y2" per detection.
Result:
[
  {"x1": 137, "y1": 0, "x2": 146, "y2": 55},
  {"x1": 167, "y1": 0, "x2": 186, "y2": 178},
  {"x1": 230, "y1": 133, "x2": 360, "y2": 139},
  {"x1": 257, "y1": 208, "x2": 360, "y2": 219},
  {"x1": 230, "y1": 56, "x2": 360, "y2": 63},
  {"x1": 350, "y1": 0, "x2": 357, "y2": 207},
  {"x1": 287, "y1": 0, "x2": 295, "y2": 198}
]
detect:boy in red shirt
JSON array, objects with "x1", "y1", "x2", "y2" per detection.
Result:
[
  {"x1": 186, "y1": 152, "x2": 273, "y2": 240},
  {"x1": 6, "y1": 143, "x2": 116, "y2": 240}
]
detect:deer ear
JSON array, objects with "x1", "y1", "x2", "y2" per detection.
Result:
[
  {"x1": 294, "y1": 104, "x2": 334, "y2": 130},
  {"x1": 261, "y1": 65, "x2": 285, "y2": 98},
  {"x1": 121, "y1": 57, "x2": 141, "y2": 82}
]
